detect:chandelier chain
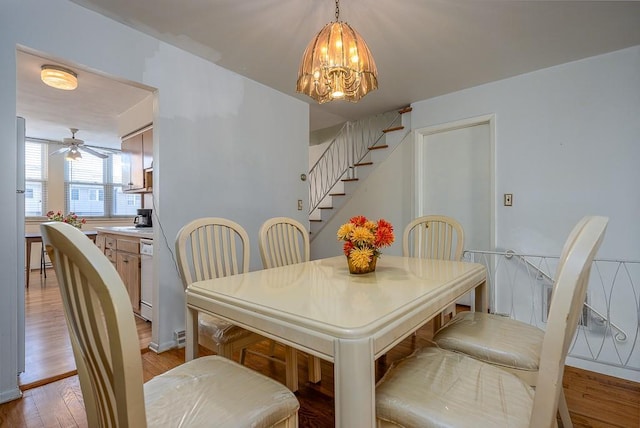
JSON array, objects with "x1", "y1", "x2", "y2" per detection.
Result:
[{"x1": 335, "y1": 0, "x2": 340, "y2": 21}]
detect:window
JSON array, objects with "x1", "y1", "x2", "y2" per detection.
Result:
[
  {"x1": 65, "y1": 152, "x2": 141, "y2": 217},
  {"x1": 24, "y1": 141, "x2": 47, "y2": 216}
]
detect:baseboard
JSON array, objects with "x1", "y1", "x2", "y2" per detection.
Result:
[
  {"x1": 148, "y1": 339, "x2": 177, "y2": 354},
  {"x1": 0, "y1": 386, "x2": 23, "y2": 404}
]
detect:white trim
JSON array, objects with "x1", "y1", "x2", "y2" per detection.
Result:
[{"x1": 0, "y1": 387, "x2": 22, "y2": 404}]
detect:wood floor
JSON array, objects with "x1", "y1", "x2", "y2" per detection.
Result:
[
  {"x1": 2, "y1": 269, "x2": 638, "y2": 427},
  {"x1": 18, "y1": 270, "x2": 152, "y2": 389}
]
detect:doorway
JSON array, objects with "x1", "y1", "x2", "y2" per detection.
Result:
[
  {"x1": 414, "y1": 115, "x2": 495, "y2": 304},
  {"x1": 16, "y1": 48, "x2": 154, "y2": 386}
]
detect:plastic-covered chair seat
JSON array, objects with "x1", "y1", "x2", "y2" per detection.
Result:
[
  {"x1": 376, "y1": 347, "x2": 534, "y2": 428},
  {"x1": 144, "y1": 355, "x2": 299, "y2": 427},
  {"x1": 377, "y1": 216, "x2": 608, "y2": 427},
  {"x1": 198, "y1": 313, "x2": 255, "y2": 345},
  {"x1": 434, "y1": 311, "x2": 544, "y2": 372},
  {"x1": 41, "y1": 221, "x2": 299, "y2": 428}
]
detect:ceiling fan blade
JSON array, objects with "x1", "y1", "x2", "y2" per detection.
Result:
[
  {"x1": 50, "y1": 147, "x2": 69, "y2": 156},
  {"x1": 80, "y1": 145, "x2": 109, "y2": 159}
]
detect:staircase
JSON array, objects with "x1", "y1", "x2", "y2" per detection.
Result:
[{"x1": 308, "y1": 107, "x2": 412, "y2": 239}]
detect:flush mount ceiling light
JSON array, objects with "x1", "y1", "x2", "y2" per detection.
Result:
[
  {"x1": 41, "y1": 65, "x2": 78, "y2": 90},
  {"x1": 296, "y1": 0, "x2": 378, "y2": 104}
]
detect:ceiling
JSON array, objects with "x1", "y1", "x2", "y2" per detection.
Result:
[
  {"x1": 17, "y1": 0, "x2": 640, "y2": 149},
  {"x1": 17, "y1": 49, "x2": 153, "y2": 149}
]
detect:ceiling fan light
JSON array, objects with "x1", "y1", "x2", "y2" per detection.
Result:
[
  {"x1": 65, "y1": 147, "x2": 82, "y2": 161},
  {"x1": 41, "y1": 65, "x2": 78, "y2": 91}
]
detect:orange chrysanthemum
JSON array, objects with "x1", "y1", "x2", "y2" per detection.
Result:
[{"x1": 337, "y1": 215, "x2": 395, "y2": 259}]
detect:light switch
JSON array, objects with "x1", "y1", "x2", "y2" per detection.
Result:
[
  {"x1": 504, "y1": 194, "x2": 513, "y2": 206},
  {"x1": 297, "y1": 199, "x2": 303, "y2": 210}
]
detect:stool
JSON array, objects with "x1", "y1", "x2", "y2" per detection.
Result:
[{"x1": 40, "y1": 245, "x2": 51, "y2": 278}]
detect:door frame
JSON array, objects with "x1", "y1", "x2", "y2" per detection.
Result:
[{"x1": 413, "y1": 114, "x2": 496, "y2": 254}]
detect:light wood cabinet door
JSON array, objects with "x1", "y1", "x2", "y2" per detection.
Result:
[
  {"x1": 122, "y1": 133, "x2": 144, "y2": 191},
  {"x1": 122, "y1": 127, "x2": 153, "y2": 192},
  {"x1": 95, "y1": 234, "x2": 106, "y2": 253},
  {"x1": 116, "y1": 251, "x2": 141, "y2": 314},
  {"x1": 142, "y1": 128, "x2": 153, "y2": 170},
  {"x1": 98, "y1": 231, "x2": 143, "y2": 314}
]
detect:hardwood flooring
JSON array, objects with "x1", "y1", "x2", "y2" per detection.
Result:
[
  {"x1": 19, "y1": 270, "x2": 152, "y2": 390},
  {"x1": 3, "y1": 269, "x2": 638, "y2": 427}
]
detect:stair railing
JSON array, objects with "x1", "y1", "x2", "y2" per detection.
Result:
[
  {"x1": 503, "y1": 249, "x2": 628, "y2": 341},
  {"x1": 465, "y1": 249, "x2": 638, "y2": 371},
  {"x1": 308, "y1": 110, "x2": 400, "y2": 214}
]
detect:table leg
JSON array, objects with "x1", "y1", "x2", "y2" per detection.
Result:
[
  {"x1": 308, "y1": 355, "x2": 322, "y2": 383},
  {"x1": 284, "y1": 345, "x2": 299, "y2": 392},
  {"x1": 185, "y1": 306, "x2": 199, "y2": 361},
  {"x1": 334, "y1": 337, "x2": 375, "y2": 427},
  {"x1": 475, "y1": 279, "x2": 488, "y2": 313}
]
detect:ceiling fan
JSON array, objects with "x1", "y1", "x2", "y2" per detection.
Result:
[{"x1": 50, "y1": 128, "x2": 109, "y2": 160}]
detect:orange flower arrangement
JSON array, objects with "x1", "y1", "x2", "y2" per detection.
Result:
[{"x1": 337, "y1": 216, "x2": 395, "y2": 270}]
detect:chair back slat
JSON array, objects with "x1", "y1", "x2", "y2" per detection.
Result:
[
  {"x1": 403, "y1": 215, "x2": 464, "y2": 261},
  {"x1": 41, "y1": 222, "x2": 147, "y2": 427},
  {"x1": 530, "y1": 216, "x2": 608, "y2": 426},
  {"x1": 259, "y1": 217, "x2": 310, "y2": 269},
  {"x1": 176, "y1": 218, "x2": 250, "y2": 288}
]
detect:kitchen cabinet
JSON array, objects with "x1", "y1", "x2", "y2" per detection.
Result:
[
  {"x1": 116, "y1": 247, "x2": 140, "y2": 314},
  {"x1": 97, "y1": 231, "x2": 145, "y2": 314},
  {"x1": 95, "y1": 234, "x2": 106, "y2": 253},
  {"x1": 122, "y1": 126, "x2": 153, "y2": 192}
]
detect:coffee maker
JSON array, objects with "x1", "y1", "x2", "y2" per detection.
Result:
[{"x1": 134, "y1": 208, "x2": 153, "y2": 228}]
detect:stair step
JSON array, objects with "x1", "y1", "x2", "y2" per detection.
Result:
[
  {"x1": 354, "y1": 161, "x2": 373, "y2": 167},
  {"x1": 398, "y1": 106, "x2": 413, "y2": 114},
  {"x1": 341, "y1": 178, "x2": 359, "y2": 182},
  {"x1": 382, "y1": 126, "x2": 404, "y2": 133},
  {"x1": 329, "y1": 192, "x2": 346, "y2": 197},
  {"x1": 319, "y1": 206, "x2": 333, "y2": 210},
  {"x1": 368, "y1": 145, "x2": 388, "y2": 151}
]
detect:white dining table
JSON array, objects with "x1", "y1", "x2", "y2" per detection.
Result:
[{"x1": 185, "y1": 255, "x2": 487, "y2": 427}]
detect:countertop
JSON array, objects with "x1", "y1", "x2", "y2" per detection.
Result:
[{"x1": 95, "y1": 226, "x2": 153, "y2": 239}]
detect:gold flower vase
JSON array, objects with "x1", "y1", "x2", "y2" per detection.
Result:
[{"x1": 347, "y1": 255, "x2": 377, "y2": 274}]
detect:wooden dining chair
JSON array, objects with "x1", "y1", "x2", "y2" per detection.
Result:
[
  {"x1": 175, "y1": 217, "x2": 265, "y2": 363},
  {"x1": 259, "y1": 217, "x2": 310, "y2": 269},
  {"x1": 259, "y1": 217, "x2": 322, "y2": 389},
  {"x1": 376, "y1": 216, "x2": 608, "y2": 428},
  {"x1": 431, "y1": 216, "x2": 592, "y2": 427},
  {"x1": 403, "y1": 215, "x2": 465, "y2": 329},
  {"x1": 41, "y1": 221, "x2": 299, "y2": 428}
]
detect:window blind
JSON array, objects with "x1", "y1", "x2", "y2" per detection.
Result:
[
  {"x1": 24, "y1": 141, "x2": 47, "y2": 216},
  {"x1": 65, "y1": 152, "x2": 141, "y2": 217}
]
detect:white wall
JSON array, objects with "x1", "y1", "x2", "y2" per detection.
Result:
[
  {"x1": 311, "y1": 46, "x2": 640, "y2": 379},
  {"x1": 0, "y1": 0, "x2": 308, "y2": 402},
  {"x1": 410, "y1": 46, "x2": 640, "y2": 262}
]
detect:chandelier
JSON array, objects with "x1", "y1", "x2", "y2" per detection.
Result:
[{"x1": 296, "y1": 0, "x2": 378, "y2": 104}]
